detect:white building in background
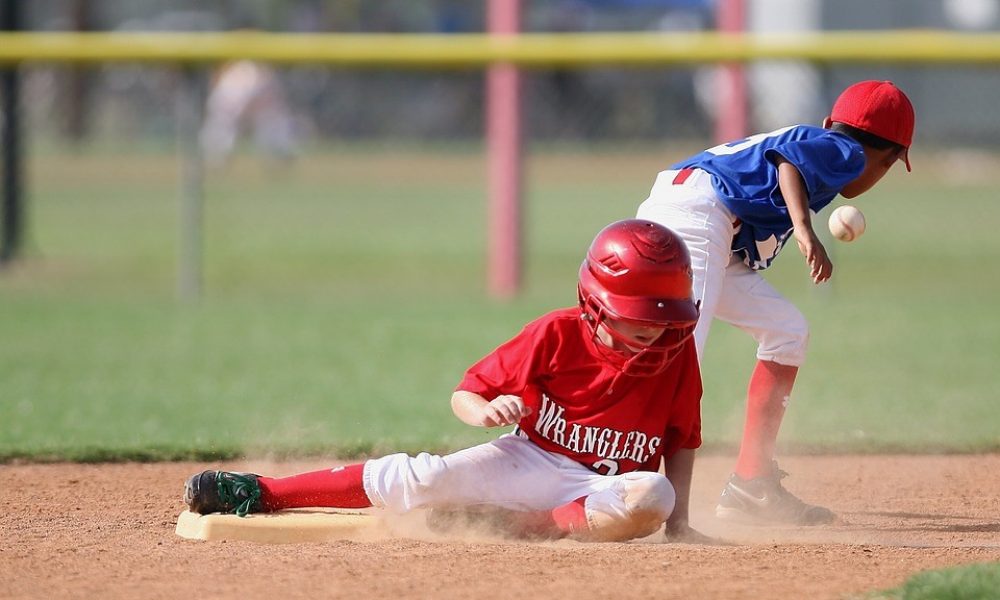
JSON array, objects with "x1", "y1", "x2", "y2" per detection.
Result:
[{"x1": 748, "y1": 0, "x2": 821, "y2": 130}]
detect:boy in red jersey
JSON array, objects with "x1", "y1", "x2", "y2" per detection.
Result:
[{"x1": 184, "y1": 219, "x2": 707, "y2": 542}]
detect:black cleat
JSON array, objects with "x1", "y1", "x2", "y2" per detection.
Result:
[
  {"x1": 184, "y1": 470, "x2": 263, "y2": 517},
  {"x1": 715, "y1": 462, "x2": 835, "y2": 526}
]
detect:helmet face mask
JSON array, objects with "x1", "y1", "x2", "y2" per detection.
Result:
[
  {"x1": 578, "y1": 219, "x2": 699, "y2": 376},
  {"x1": 581, "y1": 296, "x2": 696, "y2": 376}
]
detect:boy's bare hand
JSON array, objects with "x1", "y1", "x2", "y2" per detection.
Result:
[
  {"x1": 663, "y1": 521, "x2": 725, "y2": 545},
  {"x1": 795, "y1": 229, "x2": 833, "y2": 283},
  {"x1": 479, "y1": 395, "x2": 532, "y2": 427}
]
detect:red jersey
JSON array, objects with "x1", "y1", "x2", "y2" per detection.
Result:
[{"x1": 457, "y1": 307, "x2": 702, "y2": 475}]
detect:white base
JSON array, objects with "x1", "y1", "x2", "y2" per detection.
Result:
[{"x1": 175, "y1": 508, "x2": 381, "y2": 544}]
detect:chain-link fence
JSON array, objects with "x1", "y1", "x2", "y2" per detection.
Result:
[
  {"x1": 15, "y1": 0, "x2": 1000, "y2": 148},
  {"x1": 5, "y1": 0, "x2": 1000, "y2": 300}
]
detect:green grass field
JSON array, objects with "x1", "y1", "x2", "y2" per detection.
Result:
[
  {"x1": 869, "y1": 562, "x2": 1000, "y2": 600},
  {"x1": 1, "y1": 146, "x2": 998, "y2": 461}
]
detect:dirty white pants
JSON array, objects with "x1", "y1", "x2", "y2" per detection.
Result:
[
  {"x1": 637, "y1": 168, "x2": 809, "y2": 366},
  {"x1": 363, "y1": 433, "x2": 675, "y2": 540}
]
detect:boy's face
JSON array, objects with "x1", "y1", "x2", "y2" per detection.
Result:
[
  {"x1": 840, "y1": 146, "x2": 905, "y2": 199},
  {"x1": 595, "y1": 318, "x2": 668, "y2": 354}
]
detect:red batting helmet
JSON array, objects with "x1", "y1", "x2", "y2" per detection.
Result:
[{"x1": 578, "y1": 219, "x2": 699, "y2": 376}]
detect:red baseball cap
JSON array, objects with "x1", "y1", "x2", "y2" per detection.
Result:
[{"x1": 830, "y1": 80, "x2": 915, "y2": 171}]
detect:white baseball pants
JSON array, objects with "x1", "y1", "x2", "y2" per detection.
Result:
[
  {"x1": 363, "y1": 433, "x2": 675, "y2": 540},
  {"x1": 637, "y1": 168, "x2": 809, "y2": 366}
]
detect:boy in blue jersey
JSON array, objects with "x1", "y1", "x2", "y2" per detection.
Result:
[{"x1": 637, "y1": 80, "x2": 914, "y2": 526}]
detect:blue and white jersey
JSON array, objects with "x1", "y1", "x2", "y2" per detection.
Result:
[{"x1": 673, "y1": 125, "x2": 865, "y2": 270}]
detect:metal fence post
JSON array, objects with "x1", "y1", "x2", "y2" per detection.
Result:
[
  {"x1": 0, "y1": 0, "x2": 22, "y2": 266},
  {"x1": 176, "y1": 67, "x2": 205, "y2": 301}
]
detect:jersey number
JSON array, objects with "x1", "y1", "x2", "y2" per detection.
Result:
[
  {"x1": 592, "y1": 459, "x2": 619, "y2": 476},
  {"x1": 705, "y1": 126, "x2": 794, "y2": 156}
]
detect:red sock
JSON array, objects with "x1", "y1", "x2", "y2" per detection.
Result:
[
  {"x1": 734, "y1": 360, "x2": 798, "y2": 480},
  {"x1": 499, "y1": 497, "x2": 589, "y2": 539},
  {"x1": 258, "y1": 464, "x2": 372, "y2": 511},
  {"x1": 549, "y1": 496, "x2": 589, "y2": 534}
]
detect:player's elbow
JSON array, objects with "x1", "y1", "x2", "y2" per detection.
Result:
[
  {"x1": 449, "y1": 391, "x2": 467, "y2": 420},
  {"x1": 450, "y1": 390, "x2": 487, "y2": 426}
]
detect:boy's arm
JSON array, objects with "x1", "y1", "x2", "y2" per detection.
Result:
[
  {"x1": 777, "y1": 157, "x2": 833, "y2": 283},
  {"x1": 451, "y1": 390, "x2": 532, "y2": 428},
  {"x1": 663, "y1": 448, "x2": 695, "y2": 531},
  {"x1": 662, "y1": 448, "x2": 718, "y2": 544}
]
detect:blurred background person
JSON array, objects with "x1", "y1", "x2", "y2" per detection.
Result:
[{"x1": 200, "y1": 59, "x2": 298, "y2": 167}]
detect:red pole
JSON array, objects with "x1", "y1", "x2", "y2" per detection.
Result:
[
  {"x1": 715, "y1": 0, "x2": 747, "y2": 143},
  {"x1": 486, "y1": 0, "x2": 522, "y2": 299}
]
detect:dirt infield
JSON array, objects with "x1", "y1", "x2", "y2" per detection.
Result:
[{"x1": 3, "y1": 454, "x2": 999, "y2": 600}]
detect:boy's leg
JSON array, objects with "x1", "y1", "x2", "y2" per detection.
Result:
[
  {"x1": 258, "y1": 464, "x2": 371, "y2": 510},
  {"x1": 637, "y1": 169, "x2": 737, "y2": 360},
  {"x1": 363, "y1": 435, "x2": 574, "y2": 513},
  {"x1": 714, "y1": 259, "x2": 808, "y2": 478},
  {"x1": 573, "y1": 471, "x2": 677, "y2": 541},
  {"x1": 430, "y1": 470, "x2": 676, "y2": 542},
  {"x1": 185, "y1": 436, "x2": 678, "y2": 540},
  {"x1": 366, "y1": 434, "x2": 677, "y2": 541},
  {"x1": 183, "y1": 465, "x2": 371, "y2": 516},
  {"x1": 712, "y1": 262, "x2": 833, "y2": 524},
  {"x1": 182, "y1": 437, "x2": 561, "y2": 519},
  {"x1": 736, "y1": 360, "x2": 798, "y2": 480}
]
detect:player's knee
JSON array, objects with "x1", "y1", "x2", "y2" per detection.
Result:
[
  {"x1": 583, "y1": 472, "x2": 676, "y2": 541},
  {"x1": 364, "y1": 452, "x2": 449, "y2": 512},
  {"x1": 758, "y1": 308, "x2": 810, "y2": 366},
  {"x1": 622, "y1": 472, "x2": 676, "y2": 526},
  {"x1": 403, "y1": 452, "x2": 450, "y2": 492}
]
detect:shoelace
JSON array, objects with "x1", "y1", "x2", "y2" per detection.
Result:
[
  {"x1": 768, "y1": 465, "x2": 809, "y2": 506},
  {"x1": 216, "y1": 472, "x2": 261, "y2": 517}
]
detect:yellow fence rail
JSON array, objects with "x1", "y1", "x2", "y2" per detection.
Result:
[{"x1": 2, "y1": 31, "x2": 1000, "y2": 67}]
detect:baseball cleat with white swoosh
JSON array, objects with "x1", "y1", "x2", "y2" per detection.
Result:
[{"x1": 715, "y1": 462, "x2": 835, "y2": 526}]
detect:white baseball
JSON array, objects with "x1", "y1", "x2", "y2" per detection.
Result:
[{"x1": 828, "y1": 205, "x2": 866, "y2": 242}]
